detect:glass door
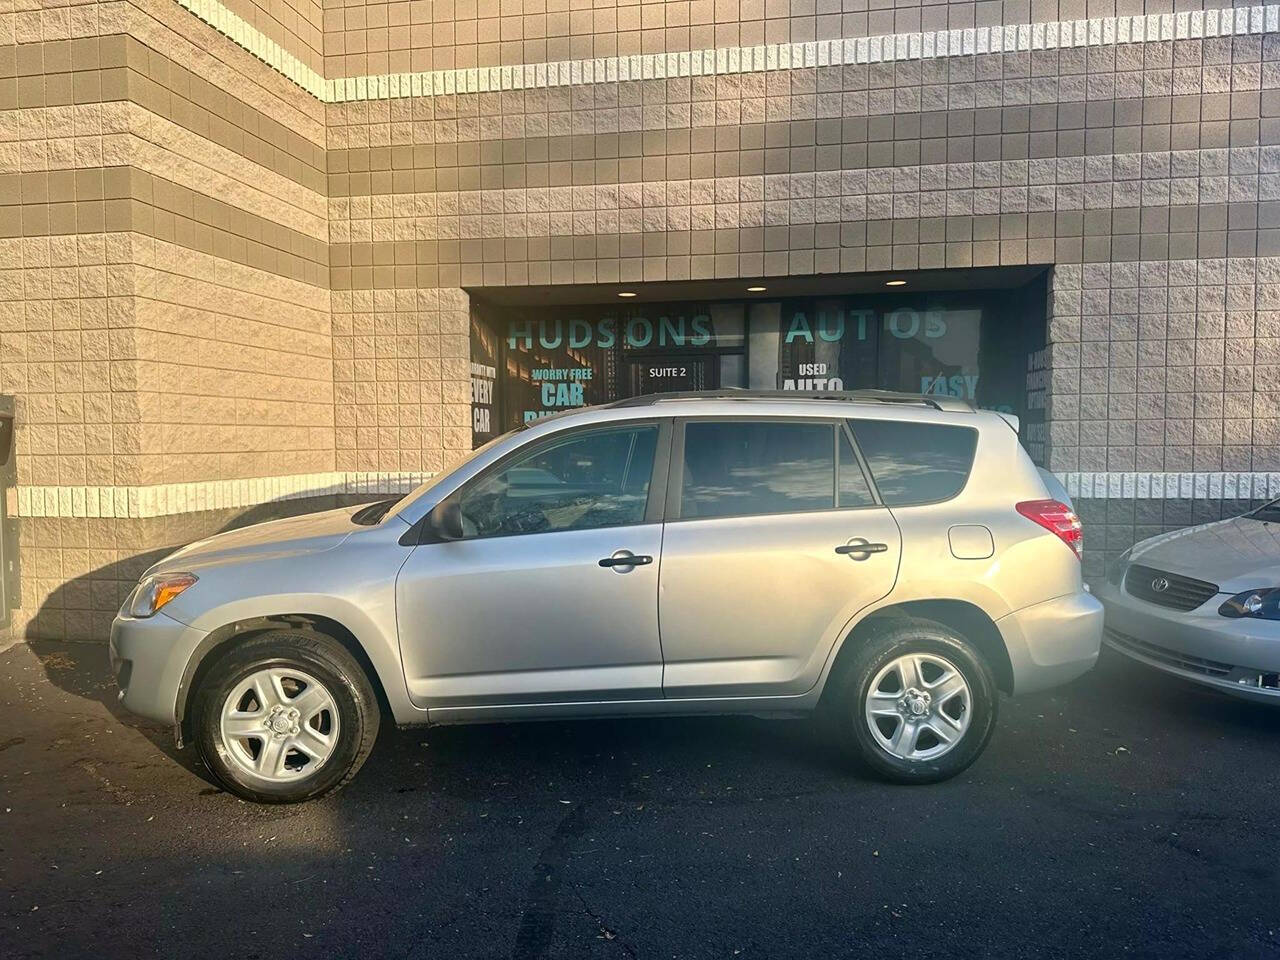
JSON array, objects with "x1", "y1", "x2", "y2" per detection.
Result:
[{"x1": 627, "y1": 355, "x2": 717, "y2": 395}]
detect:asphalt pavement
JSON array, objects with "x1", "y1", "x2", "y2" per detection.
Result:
[{"x1": 1, "y1": 638, "x2": 1278, "y2": 960}]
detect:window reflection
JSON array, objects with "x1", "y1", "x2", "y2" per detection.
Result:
[
  {"x1": 849, "y1": 420, "x2": 978, "y2": 506},
  {"x1": 459, "y1": 426, "x2": 658, "y2": 537},
  {"x1": 681, "y1": 422, "x2": 835, "y2": 519}
]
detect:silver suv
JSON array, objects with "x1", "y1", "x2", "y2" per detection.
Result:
[{"x1": 110, "y1": 392, "x2": 1103, "y2": 802}]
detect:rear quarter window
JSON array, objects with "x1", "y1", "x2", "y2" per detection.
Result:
[{"x1": 848, "y1": 419, "x2": 978, "y2": 506}]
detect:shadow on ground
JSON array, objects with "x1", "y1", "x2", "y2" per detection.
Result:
[
  {"x1": 8, "y1": 490, "x2": 1280, "y2": 959},
  {"x1": 21, "y1": 624, "x2": 1280, "y2": 814},
  {"x1": 24, "y1": 630, "x2": 856, "y2": 799},
  {"x1": 5, "y1": 637, "x2": 1280, "y2": 960}
]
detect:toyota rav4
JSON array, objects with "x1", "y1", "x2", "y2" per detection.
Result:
[{"x1": 110, "y1": 391, "x2": 1102, "y2": 802}]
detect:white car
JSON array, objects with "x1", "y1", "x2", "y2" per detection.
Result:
[{"x1": 1097, "y1": 502, "x2": 1280, "y2": 703}]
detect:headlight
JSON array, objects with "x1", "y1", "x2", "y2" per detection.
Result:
[
  {"x1": 1218, "y1": 588, "x2": 1280, "y2": 620},
  {"x1": 126, "y1": 572, "x2": 198, "y2": 618},
  {"x1": 1106, "y1": 548, "x2": 1131, "y2": 586}
]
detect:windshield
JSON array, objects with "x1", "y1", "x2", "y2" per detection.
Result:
[{"x1": 381, "y1": 426, "x2": 526, "y2": 523}]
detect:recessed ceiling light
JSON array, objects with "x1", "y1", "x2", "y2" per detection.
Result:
[
  {"x1": 617, "y1": 291, "x2": 637, "y2": 298},
  {"x1": 746, "y1": 285, "x2": 767, "y2": 292},
  {"x1": 885, "y1": 279, "x2": 907, "y2": 286}
]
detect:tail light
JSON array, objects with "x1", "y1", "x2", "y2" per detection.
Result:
[{"x1": 1016, "y1": 499, "x2": 1083, "y2": 560}]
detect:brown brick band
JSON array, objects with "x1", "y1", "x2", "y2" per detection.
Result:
[
  {"x1": 329, "y1": 203, "x2": 1272, "y2": 289},
  {"x1": 1, "y1": 166, "x2": 328, "y2": 285},
  {"x1": 2, "y1": 36, "x2": 325, "y2": 194},
  {"x1": 324, "y1": 91, "x2": 1274, "y2": 198},
  {"x1": 130, "y1": 167, "x2": 329, "y2": 284}
]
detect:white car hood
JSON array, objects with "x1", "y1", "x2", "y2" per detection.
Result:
[{"x1": 1129, "y1": 515, "x2": 1280, "y2": 592}]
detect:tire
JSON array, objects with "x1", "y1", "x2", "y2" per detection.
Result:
[
  {"x1": 825, "y1": 617, "x2": 998, "y2": 784},
  {"x1": 192, "y1": 630, "x2": 381, "y2": 803}
]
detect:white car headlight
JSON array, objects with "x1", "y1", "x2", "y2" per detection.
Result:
[{"x1": 126, "y1": 572, "x2": 198, "y2": 618}]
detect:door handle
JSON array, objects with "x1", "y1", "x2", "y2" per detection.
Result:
[
  {"x1": 599, "y1": 554, "x2": 653, "y2": 568},
  {"x1": 835, "y1": 541, "x2": 888, "y2": 559}
]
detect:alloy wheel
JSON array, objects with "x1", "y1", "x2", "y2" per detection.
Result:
[
  {"x1": 218, "y1": 667, "x2": 341, "y2": 783},
  {"x1": 863, "y1": 652, "x2": 972, "y2": 761}
]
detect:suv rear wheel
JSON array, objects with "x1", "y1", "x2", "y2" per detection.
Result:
[
  {"x1": 827, "y1": 617, "x2": 998, "y2": 783},
  {"x1": 192, "y1": 631, "x2": 380, "y2": 803}
]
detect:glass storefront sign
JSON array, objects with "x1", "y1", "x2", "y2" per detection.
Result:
[{"x1": 471, "y1": 275, "x2": 1047, "y2": 460}]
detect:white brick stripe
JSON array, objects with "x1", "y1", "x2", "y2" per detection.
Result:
[
  {"x1": 7, "y1": 470, "x2": 1276, "y2": 518},
  {"x1": 173, "y1": 0, "x2": 326, "y2": 98},
  {"x1": 7, "y1": 472, "x2": 436, "y2": 520},
  {"x1": 1063, "y1": 472, "x2": 1280, "y2": 501},
  {"x1": 173, "y1": 2, "x2": 1280, "y2": 104}
]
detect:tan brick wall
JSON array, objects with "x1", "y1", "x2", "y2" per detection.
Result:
[
  {"x1": 0, "y1": 232, "x2": 140, "y2": 490},
  {"x1": 133, "y1": 235, "x2": 334, "y2": 484},
  {"x1": 126, "y1": 0, "x2": 326, "y2": 138},
  {"x1": 331, "y1": 285, "x2": 472, "y2": 473},
  {"x1": 2, "y1": 34, "x2": 335, "y2": 490},
  {"x1": 2, "y1": 11, "x2": 339, "y2": 639},
  {"x1": 11, "y1": 0, "x2": 1280, "y2": 642}
]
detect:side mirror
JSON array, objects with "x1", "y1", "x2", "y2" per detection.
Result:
[{"x1": 426, "y1": 498, "x2": 464, "y2": 542}]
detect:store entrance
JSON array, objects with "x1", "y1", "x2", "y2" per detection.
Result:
[{"x1": 628, "y1": 355, "x2": 717, "y2": 395}]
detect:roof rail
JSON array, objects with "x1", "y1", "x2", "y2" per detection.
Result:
[{"x1": 608, "y1": 389, "x2": 974, "y2": 413}]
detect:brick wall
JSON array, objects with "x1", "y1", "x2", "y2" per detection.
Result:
[{"x1": 5, "y1": 0, "x2": 1280, "y2": 639}]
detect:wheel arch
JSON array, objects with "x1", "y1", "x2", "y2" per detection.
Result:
[
  {"x1": 822, "y1": 599, "x2": 1014, "y2": 701},
  {"x1": 176, "y1": 614, "x2": 393, "y2": 747}
]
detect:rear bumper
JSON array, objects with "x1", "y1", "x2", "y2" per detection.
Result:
[
  {"x1": 109, "y1": 612, "x2": 208, "y2": 725},
  {"x1": 1094, "y1": 580, "x2": 1280, "y2": 704},
  {"x1": 996, "y1": 590, "x2": 1103, "y2": 695}
]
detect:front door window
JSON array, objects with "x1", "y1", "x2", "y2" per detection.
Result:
[{"x1": 457, "y1": 425, "x2": 659, "y2": 538}]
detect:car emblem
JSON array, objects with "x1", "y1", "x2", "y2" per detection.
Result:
[{"x1": 1151, "y1": 577, "x2": 1169, "y2": 593}]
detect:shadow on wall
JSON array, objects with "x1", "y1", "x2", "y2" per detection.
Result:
[
  {"x1": 16, "y1": 493, "x2": 389, "y2": 780},
  {"x1": 18, "y1": 494, "x2": 388, "y2": 645}
]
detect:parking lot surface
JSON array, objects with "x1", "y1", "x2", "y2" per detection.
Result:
[{"x1": 1, "y1": 639, "x2": 1278, "y2": 960}]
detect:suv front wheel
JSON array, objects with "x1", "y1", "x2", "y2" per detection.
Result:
[
  {"x1": 827, "y1": 618, "x2": 998, "y2": 783},
  {"x1": 192, "y1": 631, "x2": 381, "y2": 803}
]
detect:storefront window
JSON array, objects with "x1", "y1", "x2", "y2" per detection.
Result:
[
  {"x1": 472, "y1": 275, "x2": 1047, "y2": 461},
  {"x1": 761, "y1": 302, "x2": 985, "y2": 401}
]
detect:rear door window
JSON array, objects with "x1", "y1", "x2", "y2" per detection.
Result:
[
  {"x1": 848, "y1": 420, "x2": 977, "y2": 506},
  {"x1": 680, "y1": 421, "x2": 835, "y2": 519}
]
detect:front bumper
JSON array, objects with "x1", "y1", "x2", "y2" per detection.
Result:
[
  {"x1": 109, "y1": 612, "x2": 209, "y2": 725},
  {"x1": 1094, "y1": 579, "x2": 1280, "y2": 704},
  {"x1": 996, "y1": 590, "x2": 1103, "y2": 695}
]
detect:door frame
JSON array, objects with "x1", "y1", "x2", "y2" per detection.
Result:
[
  {"x1": 396, "y1": 417, "x2": 678, "y2": 714},
  {"x1": 625, "y1": 353, "x2": 719, "y2": 396}
]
